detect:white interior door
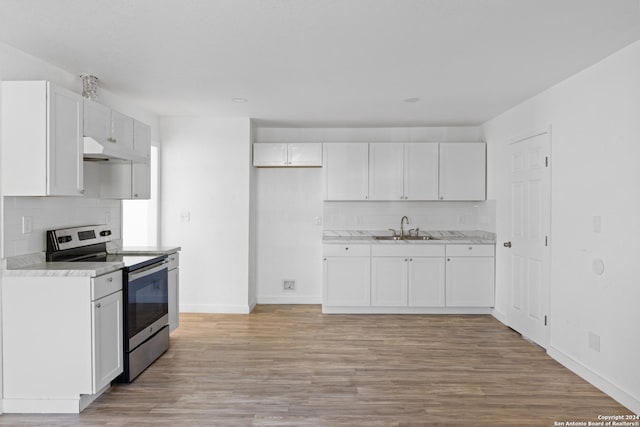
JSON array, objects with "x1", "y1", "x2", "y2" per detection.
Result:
[{"x1": 506, "y1": 131, "x2": 551, "y2": 348}]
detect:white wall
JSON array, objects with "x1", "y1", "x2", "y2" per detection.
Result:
[
  {"x1": 483, "y1": 41, "x2": 640, "y2": 413},
  {"x1": 253, "y1": 126, "x2": 488, "y2": 303},
  {"x1": 160, "y1": 117, "x2": 253, "y2": 313}
]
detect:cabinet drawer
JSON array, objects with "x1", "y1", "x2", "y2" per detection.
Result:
[
  {"x1": 167, "y1": 252, "x2": 179, "y2": 270},
  {"x1": 371, "y1": 245, "x2": 444, "y2": 257},
  {"x1": 446, "y1": 244, "x2": 494, "y2": 257},
  {"x1": 92, "y1": 270, "x2": 123, "y2": 300},
  {"x1": 323, "y1": 244, "x2": 370, "y2": 257}
]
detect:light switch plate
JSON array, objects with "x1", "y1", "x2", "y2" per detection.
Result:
[
  {"x1": 22, "y1": 216, "x2": 33, "y2": 234},
  {"x1": 593, "y1": 216, "x2": 601, "y2": 233}
]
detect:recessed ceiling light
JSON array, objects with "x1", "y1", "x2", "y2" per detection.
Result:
[
  {"x1": 232, "y1": 98, "x2": 248, "y2": 103},
  {"x1": 403, "y1": 97, "x2": 420, "y2": 103}
]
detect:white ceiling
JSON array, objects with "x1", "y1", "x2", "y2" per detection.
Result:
[{"x1": 0, "y1": 0, "x2": 639, "y2": 126}]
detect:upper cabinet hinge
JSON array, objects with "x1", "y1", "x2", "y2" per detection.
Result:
[{"x1": 545, "y1": 156, "x2": 549, "y2": 167}]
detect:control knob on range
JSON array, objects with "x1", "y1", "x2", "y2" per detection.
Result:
[{"x1": 57, "y1": 235, "x2": 72, "y2": 244}]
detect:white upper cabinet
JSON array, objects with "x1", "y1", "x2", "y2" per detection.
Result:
[
  {"x1": 325, "y1": 142, "x2": 484, "y2": 201},
  {"x1": 83, "y1": 100, "x2": 111, "y2": 145},
  {"x1": 1, "y1": 81, "x2": 84, "y2": 196},
  {"x1": 368, "y1": 143, "x2": 439, "y2": 201},
  {"x1": 405, "y1": 143, "x2": 439, "y2": 200},
  {"x1": 132, "y1": 120, "x2": 151, "y2": 199},
  {"x1": 96, "y1": 119, "x2": 151, "y2": 200},
  {"x1": 84, "y1": 100, "x2": 134, "y2": 150},
  {"x1": 253, "y1": 143, "x2": 287, "y2": 166},
  {"x1": 368, "y1": 143, "x2": 404, "y2": 200},
  {"x1": 325, "y1": 143, "x2": 369, "y2": 200},
  {"x1": 439, "y1": 142, "x2": 486, "y2": 201},
  {"x1": 287, "y1": 143, "x2": 322, "y2": 166},
  {"x1": 253, "y1": 143, "x2": 322, "y2": 167}
]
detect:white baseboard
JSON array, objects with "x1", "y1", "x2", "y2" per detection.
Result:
[
  {"x1": 257, "y1": 296, "x2": 322, "y2": 304},
  {"x1": 322, "y1": 306, "x2": 492, "y2": 315},
  {"x1": 548, "y1": 347, "x2": 640, "y2": 415},
  {"x1": 491, "y1": 308, "x2": 509, "y2": 326},
  {"x1": 179, "y1": 304, "x2": 252, "y2": 314},
  {"x1": 3, "y1": 397, "x2": 82, "y2": 413}
]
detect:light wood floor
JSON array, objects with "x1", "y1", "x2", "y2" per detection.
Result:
[{"x1": 0, "y1": 305, "x2": 630, "y2": 426}]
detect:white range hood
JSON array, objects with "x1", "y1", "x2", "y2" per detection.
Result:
[{"x1": 83, "y1": 136, "x2": 148, "y2": 163}]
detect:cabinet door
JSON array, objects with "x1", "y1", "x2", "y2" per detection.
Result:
[
  {"x1": 168, "y1": 267, "x2": 180, "y2": 333},
  {"x1": 132, "y1": 120, "x2": 151, "y2": 199},
  {"x1": 325, "y1": 143, "x2": 369, "y2": 200},
  {"x1": 404, "y1": 143, "x2": 439, "y2": 200},
  {"x1": 92, "y1": 291, "x2": 123, "y2": 393},
  {"x1": 253, "y1": 143, "x2": 287, "y2": 166},
  {"x1": 445, "y1": 257, "x2": 494, "y2": 307},
  {"x1": 48, "y1": 84, "x2": 84, "y2": 196},
  {"x1": 323, "y1": 257, "x2": 371, "y2": 306},
  {"x1": 439, "y1": 143, "x2": 486, "y2": 200},
  {"x1": 371, "y1": 257, "x2": 407, "y2": 306},
  {"x1": 111, "y1": 110, "x2": 134, "y2": 150},
  {"x1": 408, "y1": 257, "x2": 445, "y2": 307},
  {"x1": 369, "y1": 143, "x2": 404, "y2": 200},
  {"x1": 288, "y1": 143, "x2": 322, "y2": 166},
  {"x1": 83, "y1": 99, "x2": 111, "y2": 145}
]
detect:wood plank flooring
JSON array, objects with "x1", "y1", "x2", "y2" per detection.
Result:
[{"x1": 0, "y1": 305, "x2": 631, "y2": 426}]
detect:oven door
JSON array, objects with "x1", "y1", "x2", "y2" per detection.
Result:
[{"x1": 126, "y1": 261, "x2": 169, "y2": 350}]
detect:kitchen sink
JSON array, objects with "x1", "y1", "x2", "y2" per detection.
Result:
[
  {"x1": 403, "y1": 235, "x2": 439, "y2": 240},
  {"x1": 373, "y1": 235, "x2": 439, "y2": 241}
]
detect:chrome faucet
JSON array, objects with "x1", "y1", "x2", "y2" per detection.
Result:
[{"x1": 400, "y1": 216, "x2": 409, "y2": 238}]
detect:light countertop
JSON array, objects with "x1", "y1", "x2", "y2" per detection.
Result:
[
  {"x1": 323, "y1": 230, "x2": 495, "y2": 245},
  {"x1": 109, "y1": 246, "x2": 181, "y2": 255},
  {"x1": 3, "y1": 260, "x2": 123, "y2": 278}
]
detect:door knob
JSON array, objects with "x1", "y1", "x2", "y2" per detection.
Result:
[{"x1": 503, "y1": 241, "x2": 512, "y2": 248}]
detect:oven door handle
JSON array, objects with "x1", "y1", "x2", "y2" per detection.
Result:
[{"x1": 128, "y1": 261, "x2": 169, "y2": 282}]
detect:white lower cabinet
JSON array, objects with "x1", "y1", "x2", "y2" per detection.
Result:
[
  {"x1": 407, "y1": 257, "x2": 446, "y2": 307},
  {"x1": 445, "y1": 245, "x2": 495, "y2": 307},
  {"x1": 167, "y1": 252, "x2": 180, "y2": 332},
  {"x1": 2, "y1": 270, "x2": 123, "y2": 413},
  {"x1": 323, "y1": 245, "x2": 371, "y2": 306},
  {"x1": 371, "y1": 257, "x2": 407, "y2": 306},
  {"x1": 371, "y1": 245, "x2": 445, "y2": 307},
  {"x1": 323, "y1": 243, "x2": 494, "y2": 312},
  {"x1": 92, "y1": 290, "x2": 123, "y2": 393}
]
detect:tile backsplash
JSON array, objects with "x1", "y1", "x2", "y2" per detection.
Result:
[
  {"x1": 3, "y1": 196, "x2": 121, "y2": 258},
  {"x1": 323, "y1": 200, "x2": 495, "y2": 232}
]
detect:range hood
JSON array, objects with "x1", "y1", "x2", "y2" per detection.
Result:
[{"x1": 83, "y1": 137, "x2": 148, "y2": 163}]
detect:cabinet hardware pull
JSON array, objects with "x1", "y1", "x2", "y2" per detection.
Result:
[
  {"x1": 404, "y1": 258, "x2": 408, "y2": 262},
  {"x1": 409, "y1": 258, "x2": 412, "y2": 262},
  {"x1": 323, "y1": 258, "x2": 327, "y2": 261},
  {"x1": 447, "y1": 258, "x2": 450, "y2": 262},
  {"x1": 96, "y1": 303, "x2": 101, "y2": 308},
  {"x1": 468, "y1": 246, "x2": 472, "y2": 250},
  {"x1": 107, "y1": 277, "x2": 113, "y2": 282},
  {"x1": 345, "y1": 247, "x2": 349, "y2": 250},
  {"x1": 503, "y1": 241, "x2": 512, "y2": 248}
]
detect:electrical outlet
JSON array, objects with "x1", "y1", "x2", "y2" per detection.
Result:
[
  {"x1": 21, "y1": 216, "x2": 33, "y2": 234},
  {"x1": 283, "y1": 280, "x2": 296, "y2": 291},
  {"x1": 105, "y1": 212, "x2": 111, "y2": 225},
  {"x1": 593, "y1": 216, "x2": 601, "y2": 233},
  {"x1": 180, "y1": 211, "x2": 191, "y2": 223},
  {"x1": 588, "y1": 332, "x2": 600, "y2": 352},
  {"x1": 314, "y1": 216, "x2": 322, "y2": 226}
]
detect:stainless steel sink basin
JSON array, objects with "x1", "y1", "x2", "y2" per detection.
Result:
[
  {"x1": 403, "y1": 235, "x2": 439, "y2": 240},
  {"x1": 373, "y1": 235, "x2": 439, "y2": 241}
]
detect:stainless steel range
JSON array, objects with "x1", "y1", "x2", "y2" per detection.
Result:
[{"x1": 46, "y1": 224, "x2": 169, "y2": 383}]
